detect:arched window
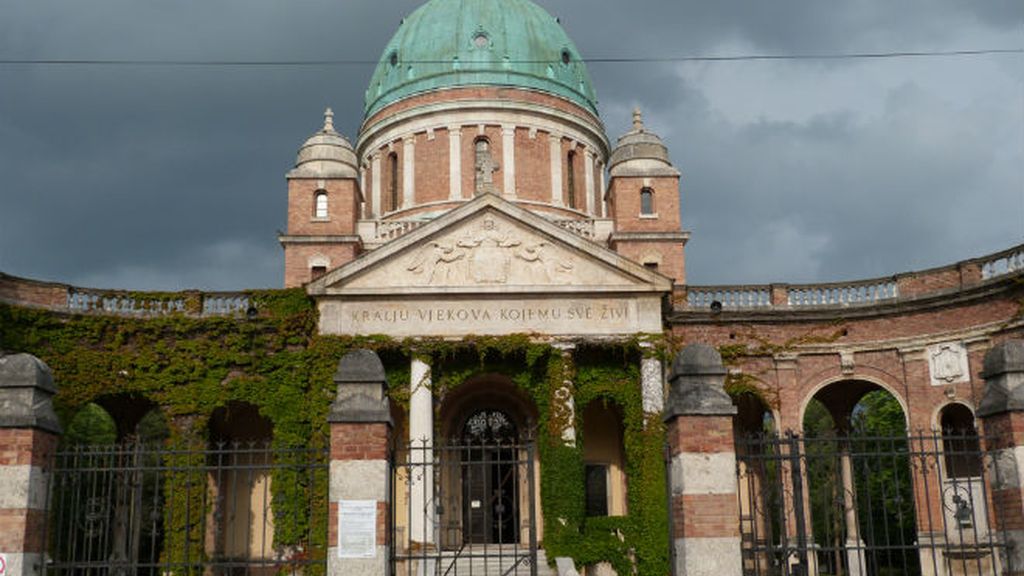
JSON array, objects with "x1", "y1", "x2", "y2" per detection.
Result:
[
  {"x1": 474, "y1": 137, "x2": 497, "y2": 196},
  {"x1": 388, "y1": 152, "x2": 399, "y2": 212},
  {"x1": 940, "y1": 403, "x2": 982, "y2": 478},
  {"x1": 566, "y1": 151, "x2": 577, "y2": 209},
  {"x1": 314, "y1": 190, "x2": 328, "y2": 219},
  {"x1": 640, "y1": 187, "x2": 655, "y2": 215}
]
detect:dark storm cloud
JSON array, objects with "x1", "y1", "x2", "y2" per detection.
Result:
[{"x1": 0, "y1": 0, "x2": 1021, "y2": 289}]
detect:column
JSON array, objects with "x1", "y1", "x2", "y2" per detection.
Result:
[
  {"x1": 552, "y1": 343, "x2": 576, "y2": 445},
  {"x1": 840, "y1": 442, "x2": 867, "y2": 576},
  {"x1": 328, "y1": 350, "x2": 392, "y2": 576},
  {"x1": 360, "y1": 164, "x2": 368, "y2": 219},
  {"x1": 409, "y1": 357, "x2": 435, "y2": 547},
  {"x1": 598, "y1": 161, "x2": 608, "y2": 217},
  {"x1": 0, "y1": 353, "x2": 61, "y2": 576},
  {"x1": 664, "y1": 344, "x2": 742, "y2": 576},
  {"x1": 640, "y1": 344, "x2": 664, "y2": 414},
  {"x1": 584, "y1": 150, "x2": 595, "y2": 215},
  {"x1": 448, "y1": 126, "x2": 462, "y2": 200},
  {"x1": 371, "y1": 153, "x2": 382, "y2": 218},
  {"x1": 978, "y1": 340, "x2": 1024, "y2": 575},
  {"x1": 502, "y1": 124, "x2": 516, "y2": 198},
  {"x1": 402, "y1": 136, "x2": 415, "y2": 209},
  {"x1": 549, "y1": 132, "x2": 563, "y2": 206}
]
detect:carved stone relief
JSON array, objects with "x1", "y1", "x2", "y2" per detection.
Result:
[{"x1": 926, "y1": 342, "x2": 970, "y2": 387}]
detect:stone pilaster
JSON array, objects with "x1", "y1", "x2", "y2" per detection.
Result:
[
  {"x1": 402, "y1": 136, "x2": 415, "y2": 209},
  {"x1": 640, "y1": 343, "x2": 664, "y2": 414},
  {"x1": 552, "y1": 343, "x2": 576, "y2": 446},
  {"x1": 584, "y1": 150, "x2": 595, "y2": 215},
  {"x1": 0, "y1": 353, "x2": 61, "y2": 576},
  {"x1": 502, "y1": 124, "x2": 516, "y2": 198},
  {"x1": 328, "y1": 350, "x2": 392, "y2": 576},
  {"x1": 448, "y1": 126, "x2": 462, "y2": 200},
  {"x1": 664, "y1": 344, "x2": 741, "y2": 576},
  {"x1": 370, "y1": 153, "x2": 382, "y2": 217},
  {"x1": 977, "y1": 340, "x2": 1024, "y2": 575},
  {"x1": 549, "y1": 132, "x2": 563, "y2": 206}
]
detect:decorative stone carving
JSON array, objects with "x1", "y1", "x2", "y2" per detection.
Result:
[
  {"x1": 927, "y1": 342, "x2": 970, "y2": 387},
  {"x1": 839, "y1": 350, "x2": 855, "y2": 375},
  {"x1": 402, "y1": 216, "x2": 577, "y2": 287}
]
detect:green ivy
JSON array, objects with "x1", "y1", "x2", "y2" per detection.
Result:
[{"x1": 0, "y1": 297, "x2": 671, "y2": 575}]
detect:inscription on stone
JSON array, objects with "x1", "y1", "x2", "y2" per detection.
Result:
[{"x1": 320, "y1": 296, "x2": 661, "y2": 337}]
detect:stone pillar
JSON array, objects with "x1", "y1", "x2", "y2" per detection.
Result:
[
  {"x1": 371, "y1": 153, "x2": 382, "y2": 217},
  {"x1": 839, "y1": 444, "x2": 867, "y2": 576},
  {"x1": 552, "y1": 343, "x2": 576, "y2": 446},
  {"x1": 977, "y1": 340, "x2": 1024, "y2": 575},
  {"x1": 502, "y1": 124, "x2": 516, "y2": 198},
  {"x1": 0, "y1": 353, "x2": 61, "y2": 576},
  {"x1": 598, "y1": 161, "x2": 607, "y2": 218},
  {"x1": 584, "y1": 150, "x2": 595, "y2": 215},
  {"x1": 549, "y1": 132, "x2": 563, "y2": 206},
  {"x1": 664, "y1": 344, "x2": 741, "y2": 576},
  {"x1": 408, "y1": 357, "x2": 435, "y2": 547},
  {"x1": 328, "y1": 350, "x2": 392, "y2": 576},
  {"x1": 448, "y1": 126, "x2": 462, "y2": 200},
  {"x1": 640, "y1": 344, "x2": 664, "y2": 414},
  {"x1": 402, "y1": 136, "x2": 415, "y2": 209}
]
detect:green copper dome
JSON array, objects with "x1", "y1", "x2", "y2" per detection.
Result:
[{"x1": 364, "y1": 0, "x2": 598, "y2": 119}]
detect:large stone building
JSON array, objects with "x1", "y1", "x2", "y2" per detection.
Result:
[{"x1": 1, "y1": 0, "x2": 1023, "y2": 575}]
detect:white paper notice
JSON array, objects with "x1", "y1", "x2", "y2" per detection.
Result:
[{"x1": 338, "y1": 499, "x2": 378, "y2": 558}]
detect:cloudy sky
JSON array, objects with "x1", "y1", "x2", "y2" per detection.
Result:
[{"x1": 1, "y1": 0, "x2": 1021, "y2": 290}]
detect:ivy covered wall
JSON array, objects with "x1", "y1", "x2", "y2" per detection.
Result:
[{"x1": 0, "y1": 292, "x2": 671, "y2": 575}]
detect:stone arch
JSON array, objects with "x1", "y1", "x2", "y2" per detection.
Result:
[
  {"x1": 798, "y1": 375, "x2": 910, "y2": 434},
  {"x1": 580, "y1": 398, "x2": 627, "y2": 517},
  {"x1": 206, "y1": 401, "x2": 275, "y2": 563}
]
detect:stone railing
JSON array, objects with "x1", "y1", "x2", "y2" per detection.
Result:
[
  {"x1": 687, "y1": 286, "x2": 772, "y2": 309},
  {"x1": 66, "y1": 288, "x2": 251, "y2": 317},
  {"x1": 980, "y1": 245, "x2": 1024, "y2": 280},
  {"x1": 376, "y1": 219, "x2": 425, "y2": 242},
  {"x1": 552, "y1": 218, "x2": 595, "y2": 240},
  {"x1": 786, "y1": 279, "x2": 899, "y2": 307}
]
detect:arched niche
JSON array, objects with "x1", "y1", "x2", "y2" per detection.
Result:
[{"x1": 581, "y1": 399, "x2": 627, "y2": 517}]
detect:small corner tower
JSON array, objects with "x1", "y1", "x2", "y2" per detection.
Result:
[
  {"x1": 607, "y1": 109, "x2": 689, "y2": 283},
  {"x1": 280, "y1": 109, "x2": 363, "y2": 288}
]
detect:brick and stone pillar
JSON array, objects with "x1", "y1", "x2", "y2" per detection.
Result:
[
  {"x1": 0, "y1": 353, "x2": 61, "y2": 576},
  {"x1": 328, "y1": 349, "x2": 392, "y2": 576},
  {"x1": 977, "y1": 339, "x2": 1024, "y2": 575},
  {"x1": 664, "y1": 344, "x2": 741, "y2": 576}
]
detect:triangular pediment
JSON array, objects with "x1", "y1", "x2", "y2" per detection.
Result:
[{"x1": 307, "y1": 194, "x2": 671, "y2": 297}]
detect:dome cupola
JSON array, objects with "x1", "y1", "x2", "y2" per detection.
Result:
[
  {"x1": 288, "y1": 108, "x2": 359, "y2": 179},
  {"x1": 364, "y1": 0, "x2": 598, "y2": 119},
  {"x1": 609, "y1": 109, "x2": 678, "y2": 177}
]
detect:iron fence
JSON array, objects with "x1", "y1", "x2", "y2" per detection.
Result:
[
  {"x1": 44, "y1": 441, "x2": 329, "y2": 575},
  {"x1": 391, "y1": 439, "x2": 539, "y2": 576},
  {"x1": 736, "y1": 432, "x2": 1006, "y2": 576}
]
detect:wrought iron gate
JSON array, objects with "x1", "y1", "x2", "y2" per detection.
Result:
[
  {"x1": 391, "y1": 439, "x2": 539, "y2": 576},
  {"x1": 735, "y1": 432, "x2": 1005, "y2": 576},
  {"x1": 44, "y1": 441, "x2": 328, "y2": 575}
]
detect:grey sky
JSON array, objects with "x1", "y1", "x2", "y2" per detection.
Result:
[{"x1": 0, "y1": 0, "x2": 1021, "y2": 290}]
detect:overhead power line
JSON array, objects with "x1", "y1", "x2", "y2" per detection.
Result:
[{"x1": 0, "y1": 48, "x2": 1021, "y2": 67}]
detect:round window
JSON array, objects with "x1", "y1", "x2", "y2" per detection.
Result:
[{"x1": 473, "y1": 33, "x2": 489, "y2": 48}]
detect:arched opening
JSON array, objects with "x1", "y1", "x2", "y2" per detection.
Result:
[
  {"x1": 64, "y1": 402, "x2": 117, "y2": 445},
  {"x1": 566, "y1": 150, "x2": 577, "y2": 209},
  {"x1": 474, "y1": 137, "x2": 497, "y2": 196},
  {"x1": 435, "y1": 376, "x2": 539, "y2": 549},
  {"x1": 388, "y1": 152, "x2": 400, "y2": 211},
  {"x1": 581, "y1": 400, "x2": 627, "y2": 517},
  {"x1": 938, "y1": 403, "x2": 990, "y2": 552},
  {"x1": 206, "y1": 402, "x2": 275, "y2": 564},
  {"x1": 801, "y1": 382, "x2": 916, "y2": 576},
  {"x1": 314, "y1": 189, "x2": 328, "y2": 219},
  {"x1": 640, "y1": 187, "x2": 654, "y2": 215}
]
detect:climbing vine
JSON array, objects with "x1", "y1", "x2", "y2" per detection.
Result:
[{"x1": 0, "y1": 296, "x2": 672, "y2": 575}]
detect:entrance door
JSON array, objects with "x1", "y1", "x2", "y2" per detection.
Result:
[{"x1": 461, "y1": 409, "x2": 519, "y2": 544}]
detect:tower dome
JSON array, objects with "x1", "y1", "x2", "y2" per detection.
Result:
[
  {"x1": 609, "y1": 109, "x2": 679, "y2": 177},
  {"x1": 288, "y1": 108, "x2": 358, "y2": 179},
  {"x1": 364, "y1": 0, "x2": 598, "y2": 119}
]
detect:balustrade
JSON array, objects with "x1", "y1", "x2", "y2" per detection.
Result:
[{"x1": 980, "y1": 246, "x2": 1024, "y2": 280}]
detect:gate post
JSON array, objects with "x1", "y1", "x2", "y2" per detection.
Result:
[
  {"x1": 664, "y1": 344, "x2": 741, "y2": 576},
  {"x1": 0, "y1": 353, "x2": 61, "y2": 576},
  {"x1": 328, "y1": 350, "x2": 393, "y2": 576},
  {"x1": 978, "y1": 339, "x2": 1024, "y2": 575}
]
